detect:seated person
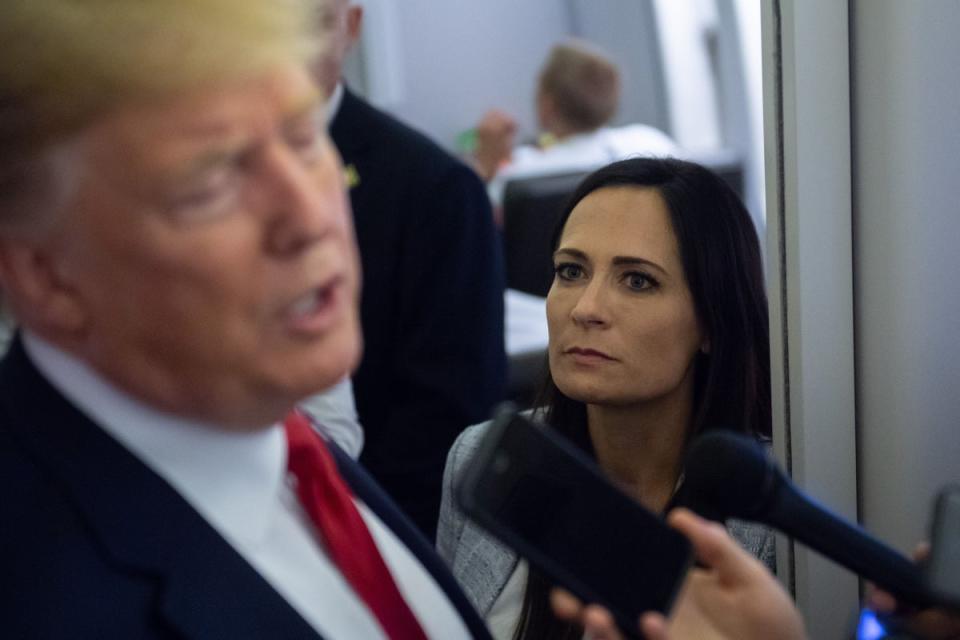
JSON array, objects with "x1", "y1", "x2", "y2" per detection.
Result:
[
  {"x1": 438, "y1": 157, "x2": 775, "y2": 639},
  {"x1": 472, "y1": 40, "x2": 677, "y2": 209}
]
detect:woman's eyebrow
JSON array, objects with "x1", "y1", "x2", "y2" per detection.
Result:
[
  {"x1": 611, "y1": 255, "x2": 667, "y2": 275},
  {"x1": 553, "y1": 247, "x2": 588, "y2": 262},
  {"x1": 555, "y1": 247, "x2": 668, "y2": 275}
]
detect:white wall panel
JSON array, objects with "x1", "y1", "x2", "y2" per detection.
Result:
[
  {"x1": 762, "y1": 0, "x2": 859, "y2": 636},
  {"x1": 852, "y1": 0, "x2": 960, "y2": 552}
]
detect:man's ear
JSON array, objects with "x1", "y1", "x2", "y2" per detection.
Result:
[
  {"x1": 536, "y1": 91, "x2": 554, "y2": 129},
  {"x1": 345, "y1": 5, "x2": 364, "y2": 52},
  {"x1": 0, "y1": 239, "x2": 86, "y2": 336}
]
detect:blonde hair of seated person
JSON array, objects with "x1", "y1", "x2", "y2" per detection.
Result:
[{"x1": 536, "y1": 40, "x2": 621, "y2": 139}]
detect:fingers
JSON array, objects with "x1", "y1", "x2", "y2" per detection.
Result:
[
  {"x1": 908, "y1": 608, "x2": 960, "y2": 640},
  {"x1": 865, "y1": 541, "x2": 930, "y2": 614},
  {"x1": 549, "y1": 589, "x2": 627, "y2": 640},
  {"x1": 581, "y1": 604, "x2": 622, "y2": 640},
  {"x1": 477, "y1": 110, "x2": 517, "y2": 136},
  {"x1": 865, "y1": 586, "x2": 898, "y2": 613},
  {"x1": 667, "y1": 508, "x2": 757, "y2": 583},
  {"x1": 549, "y1": 588, "x2": 583, "y2": 622},
  {"x1": 640, "y1": 612, "x2": 670, "y2": 640}
]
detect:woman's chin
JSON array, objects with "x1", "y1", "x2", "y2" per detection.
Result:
[{"x1": 555, "y1": 379, "x2": 620, "y2": 406}]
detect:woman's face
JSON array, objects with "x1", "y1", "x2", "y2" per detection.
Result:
[{"x1": 546, "y1": 186, "x2": 705, "y2": 408}]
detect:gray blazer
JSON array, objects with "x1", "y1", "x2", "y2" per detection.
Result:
[{"x1": 437, "y1": 421, "x2": 777, "y2": 617}]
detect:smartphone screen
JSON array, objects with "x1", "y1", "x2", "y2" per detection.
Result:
[{"x1": 456, "y1": 407, "x2": 692, "y2": 632}]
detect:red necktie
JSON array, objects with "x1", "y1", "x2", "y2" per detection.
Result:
[{"x1": 284, "y1": 411, "x2": 429, "y2": 640}]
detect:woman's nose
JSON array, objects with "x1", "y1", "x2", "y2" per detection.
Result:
[{"x1": 569, "y1": 282, "x2": 609, "y2": 328}]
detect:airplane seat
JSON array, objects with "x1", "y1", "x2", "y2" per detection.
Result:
[
  {"x1": 502, "y1": 171, "x2": 589, "y2": 298},
  {"x1": 502, "y1": 171, "x2": 586, "y2": 408}
]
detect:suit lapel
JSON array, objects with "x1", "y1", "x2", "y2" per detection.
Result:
[
  {"x1": 453, "y1": 520, "x2": 519, "y2": 617},
  {"x1": 0, "y1": 339, "x2": 322, "y2": 640},
  {"x1": 328, "y1": 87, "x2": 374, "y2": 159},
  {"x1": 330, "y1": 443, "x2": 493, "y2": 640}
]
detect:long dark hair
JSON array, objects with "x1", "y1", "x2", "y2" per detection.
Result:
[{"x1": 514, "y1": 157, "x2": 771, "y2": 640}]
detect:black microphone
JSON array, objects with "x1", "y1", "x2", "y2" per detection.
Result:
[{"x1": 681, "y1": 429, "x2": 935, "y2": 608}]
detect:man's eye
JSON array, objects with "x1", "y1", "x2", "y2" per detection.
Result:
[
  {"x1": 286, "y1": 123, "x2": 325, "y2": 163},
  {"x1": 166, "y1": 170, "x2": 239, "y2": 220},
  {"x1": 555, "y1": 263, "x2": 584, "y2": 281}
]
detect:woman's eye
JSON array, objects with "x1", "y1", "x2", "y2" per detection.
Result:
[
  {"x1": 625, "y1": 271, "x2": 657, "y2": 291},
  {"x1": 555, "y1": 263, "x2": 584, "y2": 281}
]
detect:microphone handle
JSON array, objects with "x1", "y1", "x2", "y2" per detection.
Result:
[{"x1": 767, "y1": 483, "x2": 934, "y2": 607}]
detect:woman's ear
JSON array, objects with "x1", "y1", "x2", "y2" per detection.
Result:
[{"x1": 700, "y1": 337, "x2": 711, "y2": 355}]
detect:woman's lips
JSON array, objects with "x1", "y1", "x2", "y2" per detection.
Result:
[{"x1": 564, "y1": 347, "x2": 616, "y2": 364}]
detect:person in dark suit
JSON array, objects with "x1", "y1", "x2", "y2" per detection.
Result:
[
  {"x1": 0, "y1": 1, "x2": 491, "y2": 637},
  {"x1": 317, "y1": 0, "x2": 507, "y2": 541}
]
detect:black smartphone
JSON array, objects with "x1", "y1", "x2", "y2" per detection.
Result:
[
  {"x1": 927, "y1": 486, "x2": 960, "y2": 609},
  {"x1": 455, "y1": 405, "x2": 692, "y2": 636}
]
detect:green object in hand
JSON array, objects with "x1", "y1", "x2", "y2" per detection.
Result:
[{"x1": 456, "y1": 128, "x2": 477, "y2": 155}]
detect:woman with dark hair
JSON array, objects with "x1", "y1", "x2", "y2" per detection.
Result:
[{"x1": 437, "y1": 157, "x2": 774, "y2": 640}]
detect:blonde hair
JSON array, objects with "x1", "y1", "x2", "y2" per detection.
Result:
[
  {"x1": 0, "y1": 0, "x2": 322, "y2": 225},
  {"x1": 537, "y1": 40, "x2": 621, "y2": 133}
]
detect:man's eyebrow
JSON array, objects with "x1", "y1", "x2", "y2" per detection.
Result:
[
  {"x1": 284, "y1": 90, "x2": 324, "y2": 124},
  {"x1": 163, "y1": 146, "x2": 245, "y2": 184},
  {"x1": 163, "y1": 91, "x2": 325, "y2": 182}
]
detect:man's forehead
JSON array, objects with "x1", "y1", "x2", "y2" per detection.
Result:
[
  {"x1": 95, "y1": 68, "x2": 322, "y2": 143},
  {"x1": 76, "y1": 66, "x2": 324, "y2": 185}
]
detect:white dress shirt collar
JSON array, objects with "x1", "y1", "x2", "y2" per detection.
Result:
[
  {"x1": 325, "y1": 82, "x2": 345, "y2": 127},
  {"x1": 22, "y1": 331, "x2": 285, "y2": 550}
]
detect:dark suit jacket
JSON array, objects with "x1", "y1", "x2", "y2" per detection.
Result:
[
  {"x1": 0, "y1": 338, "x2": 492, "y2": 639},
  {"x1": 330, "y1": 88, "x2": 507, "y2": 541}
]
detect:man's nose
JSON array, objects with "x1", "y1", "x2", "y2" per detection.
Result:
[{"x1": 261, "y1": 141, "x2": 343, "y2": 256}]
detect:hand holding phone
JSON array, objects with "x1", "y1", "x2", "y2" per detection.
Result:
[{"x1": 455, "y1": 405, "x2": 692, "y2": 636}]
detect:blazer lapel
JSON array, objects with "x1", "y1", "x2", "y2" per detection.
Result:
[
  {"x1": 452, "y1": 519, "x2": 519, "y2": 617},
  {"x1": 328, "y1": 86, "x2": 374, "y2": 158},
  {"x1": 330, "y1": 443, "x2": 494, "y2": 640},
  {"x1": 0, "y1": 339, "x2": 322, "y2": 640}
]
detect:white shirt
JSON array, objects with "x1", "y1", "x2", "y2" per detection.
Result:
[
  {"x1": 325, "y1": 82, "x2": 345, "y2": 127},
  {"x1": 300, "y1": 377, "x2": 365, "y2": 459},
  {"x1": 485, "y1": 560, "x2": 529, "y2": 640},
  {"x1": 504, "y1": 289, "x2": 548, "y2": 357},
  {"x1": 23, "y1": 332, "x2": 471, "y2": 640},
  {"x1": 488, "y1": 124, "x2": 678, "y2": 206}
]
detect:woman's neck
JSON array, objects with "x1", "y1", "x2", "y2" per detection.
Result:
[{"x1": 586, "y1": 388, "x2": 694, "y2": 513}]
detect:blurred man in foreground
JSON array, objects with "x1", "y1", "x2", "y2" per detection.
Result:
[{"x1": 0, "y1": 1, "x2": 489, "y2": 637}]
